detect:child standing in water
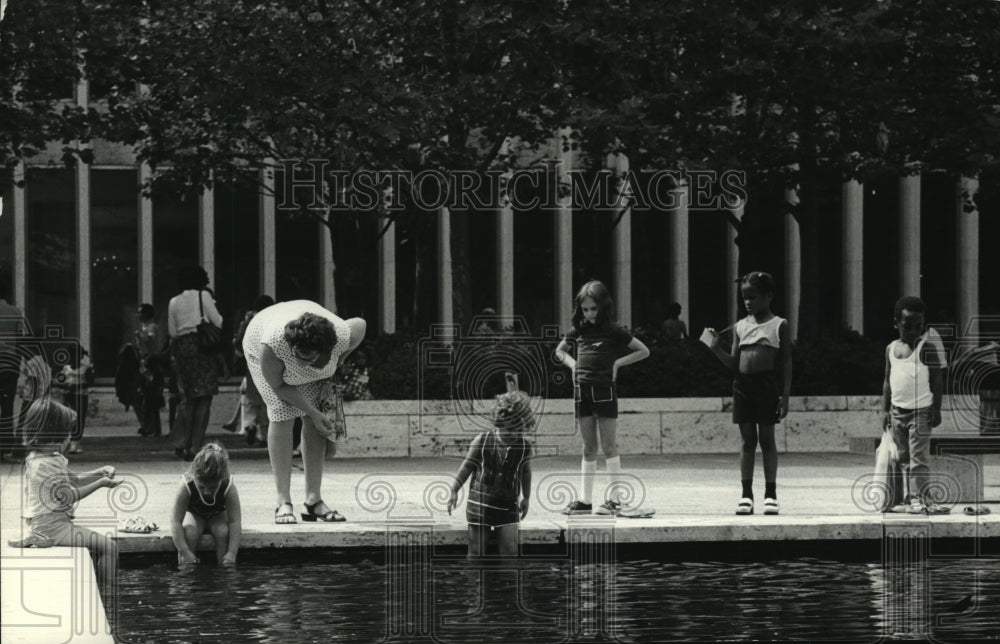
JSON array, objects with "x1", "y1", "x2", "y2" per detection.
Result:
[
  {"x1": 555, "y1": 280, "x2": 650, "y2": 515},
  {"x1": 448, "y1": 373, "x2": 534, "y2": 557},
  {"x1": 707, "y1": 272, "x2": 792, "y2": 515},
  {"x1": 171, "y1": 442, "x2": 243, "y2": 566}
]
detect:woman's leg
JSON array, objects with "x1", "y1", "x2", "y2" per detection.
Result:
[
  {"x1": 495, "y1": 524, "x2": 520, "y2": 557},
  {"x1": 467, "y1": 525, "x2": 489, "y2": 558},
  {"x1": 170, "y1": 395, "x2": 192, "y2": 451},
  {"x1": 187, "y1": 396, "x2": 213, "y2": 453},
  {"x1": 207, "y1": 513, "x2": 231, "y2": 564},
  {"x1": 267, "y1": 418, "x2": 296, "y2": 507},
  {"x1": 300, "y1": 415, "x2": 328, "y2": 506},
  {"x1": 180, "y1": 512, "x2": 206, "y2": 563}
]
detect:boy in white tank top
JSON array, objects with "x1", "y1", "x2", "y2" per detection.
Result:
[{"x1": 881, "y1": 296, "x2": 949, "y2": 514}]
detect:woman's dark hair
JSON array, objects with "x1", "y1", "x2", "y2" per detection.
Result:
[
  {"x1": 571, "y1": 280, "x2": 614, "y2": 329},
  {"x1": 284, "y1": 313, "x2": 336, "y2": 355},
  {"x1": 138, "y1": 303, "x2": 155, "y2": 321},
  {"x1": 177, "y1": 265, "x2": 210, "y2": 292},
  {"x1": 739, "y1": 271, "x2": 776, "y2": 296},
  {"x1": 667, "y1": 302, "x2": 682, "y2": 318},
  {"x1": 894, "y1": 296, "x2": 926, "y2": 321},
  {"x1": 252, "y1": 295, "x2": 275, "y2": 312}
]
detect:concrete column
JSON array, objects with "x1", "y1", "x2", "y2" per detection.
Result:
[
  {"x1": 497, "y1": 197, "x2": 514, "y2": 321},
  {"x1": 260, "y1": 163, "x2": 276, "y2": 298},
  {"x1": 75, "y1": 77, "x2": 91, "y2": 349},
  {"x1": 76, "y1": 155, "x2": 91, "y2": 350},
  {"x1": 319, "y1": 213, "x2": 336, "y2": 313},
  {"x1": 842, "y1": 179, "x2": 864, "y2": 333},
  {"x1": 609, "y1": 152, "x2": 631, "y2": 328},
  {"x1": 12, "y1": 162, "x2": 26, "y2": 309},
  {"x1": 378, "y1": 215, "x2": 396, "y2": 334},
  {"x1": 198, "y1": 182, "x2": 215, "y2": 289},
  {"x1": 784, "y1": 170, "x2": 801, "y2": 341},
  {"x1": 437, "y1": 206, "x2": 453, "y2": 331},
  {"x1": 669, "y1": 182, "x2": 689, "y2": 326},
  {"x1": 899, "y1": 173, "x2": 921, "y2": 297},
  {"x1": 726, "y1": 197, "x2": 745, "y2": 324},
  {"x1": 555, "y1": 129, "x2": 574, "y2": 332},
  {"x1": 957, "y1": 176, "x2": 979, "y2": 337},
  {"x1": 137, "y1": 164, "x2": 153, "y2": 305}
]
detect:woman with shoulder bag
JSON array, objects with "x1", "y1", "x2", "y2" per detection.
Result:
[{"x1": 167, "y1": 265, "x2": 223, "y2": 461}]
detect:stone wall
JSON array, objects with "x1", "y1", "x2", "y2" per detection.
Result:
[{"x1": 80, "y1": 388, "x2": 983, "y2": 456}]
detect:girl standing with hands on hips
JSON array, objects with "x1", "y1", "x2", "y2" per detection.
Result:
[
  {"x1": 706, "y1": 271, "x2": 792, "y2": 515},
  {"x1": 555, "y1": 281, "x2": 650, "y2": 516}
]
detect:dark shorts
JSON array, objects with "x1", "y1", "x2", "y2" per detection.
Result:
[
  {"x1": 732, "y1": 371, "x2": 780, "y2": 424},
  {"x1": 575, "y1": 383, "x2": 618, "y2": 419}
]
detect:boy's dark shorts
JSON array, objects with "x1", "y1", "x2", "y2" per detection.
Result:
[
  {"x1": 575, "y1": 383, "x2": 618, "y2": 419},
  {"x1": 732, "y1": 371, "x2": 780, "y2": 424}
]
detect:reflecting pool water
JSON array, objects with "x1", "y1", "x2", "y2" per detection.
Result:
[{"x1": 116, "y1": 555, "x2": 999, "y2": 642}]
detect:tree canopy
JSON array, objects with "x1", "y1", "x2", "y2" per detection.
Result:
[{"x1": 2, "y1": 0, "x2": 997, "y2": 332}]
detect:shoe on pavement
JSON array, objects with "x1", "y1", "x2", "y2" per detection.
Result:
[
  {"x1": 595, "y1": 500, "x2": 623, "y2": 516},
  {"x1": 763, "y1": 498, "x2": 779, "y2": 515},
  {"x1": 561, "y1": 500, "x2": 593, "y2": 515},
  {"x1": 736, "y1": 497, "x2": 754, "y2": 515}
]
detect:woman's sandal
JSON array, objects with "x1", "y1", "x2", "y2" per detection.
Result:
[
  {"x1": 736, "y1": 498, "x2": 754, "y2": 515},
  {"x1": 301, "y1": 500, "x2": 346, "y2": 522},
  {"x1": 763, "y1": 498, "x2": 779, "y2": 515},
  {"x1": 274, "y1": 503, "x2": 297, "y2": 524}
]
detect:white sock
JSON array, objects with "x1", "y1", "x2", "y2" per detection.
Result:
[
  {"x1": 606, "y1": 456, "x2": 622, "y2": 503},
  {"x1": 581, "y1": 459, "x2": 596, "y2": 505}
]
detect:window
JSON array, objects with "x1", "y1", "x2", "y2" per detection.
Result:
[
  {"x1": 91, "y1": 169, "x2": 138, "y2": 376},
  {"x1": 25, "y1": 168, "x2": 77, "y2": 337}
]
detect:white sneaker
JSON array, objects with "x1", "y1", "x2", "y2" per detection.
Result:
[{"x1": 763, "y1": 498, "x2": 779, "y2": 515}]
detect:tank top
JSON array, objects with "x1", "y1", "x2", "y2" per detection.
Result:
[
  {"x1": 888, "y1": 338, "x2": 933, "y2": 410},
  {"x1": 736, "y1": 315, "x2": 784, "y2": 348},
  {"x1": 184, "y1": 474, "x2": 232, "y2": 519}
]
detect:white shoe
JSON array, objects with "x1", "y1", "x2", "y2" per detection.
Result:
[
  {"x1": 763, "y1": 498, "x2": 779, "y2": 515},
  {"x1": 736, "y1": 498, "x2": 754, "y2": 515}
]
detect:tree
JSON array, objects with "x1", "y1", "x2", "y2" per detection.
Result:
[
  {"x1": 2, "y1": 0, "x2": 573, "y2": 327},
  {"x1": 556, "y1": 0, "x2": 999, "y2": 339}
]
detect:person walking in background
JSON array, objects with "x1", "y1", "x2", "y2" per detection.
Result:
[
  {"x1": 554, "y1": 280, "x2": 650, "y2": 516},
  {"x1": 168, "y1": 265, "x2": 223, "y2": 462},
  {"x1": 225, "y1": 295, "x2": 275, "y2": 446},
  {"x1": 52, "y1": 345, "x2": 94, "y2": 454},
  {"x1": 661, "y1": 302, "x2": 688, "y2": 342},
  {"x1": 882, "y1": 296, "x2": 950, "y2": 514},
  {"x1": 706, "y1": 271, "x2": 792, "y2": 516},
  {"x1": 134, "y1": 304, "x2": 166, "y2": 437},
  {"x1": 0, "y1": 277, "x2": 27, "y2": 460}
]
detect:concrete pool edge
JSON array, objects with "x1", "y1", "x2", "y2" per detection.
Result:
[{"x1": 110, "y1": 514, "x2": 1000, "y2": 553}]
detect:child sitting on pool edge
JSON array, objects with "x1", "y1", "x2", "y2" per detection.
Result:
[
  {"x1": 10, "y1": 398, "x2": 123, "y2": 623},
  {"x1": 447, "y1": 373, "x2": 534, "y2": 558},
  {"x1": 171, "y1": 442, "x2": 243, "y2": 566}
]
